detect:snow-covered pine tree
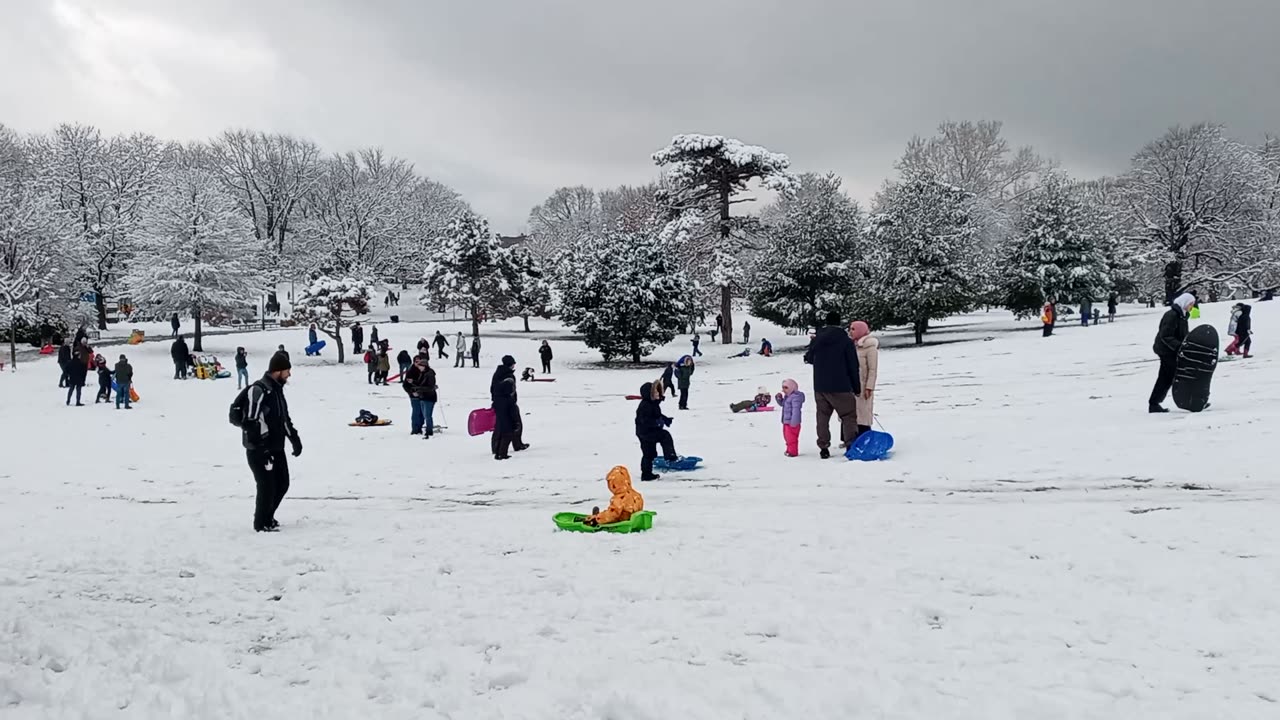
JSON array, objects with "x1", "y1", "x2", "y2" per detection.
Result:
[
  {"x1": 653, "y1": 134, "x2": 797, "y2": 343},
  {"x1": 126, "y1": 169, "x2": 264, "y2": 352},
  {"x1": 420, "y1": 212, "x2": 515, "y2": 339},
  {"x1": 502, "y1": 246, "x2": 552, "y2": 332},
  {"x1": 868, "y1": 172, "x2": 982, "y2": 344},
  {"x1": 1001, "y1": 173, "x2": 1111, "y2": 318},
  {"x1": 291, "y1": 276, "x2": 372, "y2": 364},
  {"x1": 748, "y1": 174, "x2": 865, "y2": 330},
  {"x1": 557, "y1": 230, "x2": 694, "y2": 363},
  {"x1": 0, "y1": 175, "x2": 76, "y2": 368}
]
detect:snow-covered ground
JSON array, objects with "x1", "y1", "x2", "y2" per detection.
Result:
[{"x1": 2, "y1": 301, "x2": 1278, "y2": 719}]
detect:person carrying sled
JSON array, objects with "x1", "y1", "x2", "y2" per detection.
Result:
[
  {"x1": 238, "y1": 351, "x2": 303, "y2": 532},
  {"x1": 582, "y1": 466, "x2": 644, "y2": 527},
  {"x1": 455, "y1": 332, "x2": 467, "y2": 368},
  {"x1": 539, "y1": 340, "x2": 553, "y2": 374},
  {"x1": 434, "y1": 331, "x2": 449, "y2": 360},
  {"x1": 1148, "y1": 293, "x2": 1195, "y2": 413},
  {"x1": 113, "y1": 354, "x2": 133, "y2": 409},
  {"x1": 636, "y1": 381, "x2": 679, "y2": 481},
  {"x1": 171, "y1": 335, "x2": 190, "y2": 379},
  {"x1": 402, "y1": 353, "x2": 438, "y2": 437},
  {"x1": 804, "y1": 310, "x2": 860, "y2": 458},
  {"x1": 675, "y1": 356, "x2": 695, "y2": 410},
  {"x1": 490, "y1": 355, "x2": 529, "y2": 456},
  {"x1": 776, "y1": 378, "x2": 806, "y2": 457},
  {"x1": 1226, "y1": 303, "x2": 1253, "y2": 358}
]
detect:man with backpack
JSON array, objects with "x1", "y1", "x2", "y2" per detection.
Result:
[{"x1": 230, "y1": 351, "x2": 303, "y2": 532}]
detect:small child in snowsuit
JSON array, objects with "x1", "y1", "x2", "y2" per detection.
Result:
[
  {"x1": 1226, "y1": 303, "x2": 1253, "y2": 358},
  {"x1": 776, "y1": 378, "x2": 805, "y2": 457},
  {"x1": 583, "y1": 466, "x2": 644, "y2": 526},
  {"x1": 636, "y1": 381, "x2": 678, "y2": 481},
  {"x1": 94, "y1": 355, "x2": 113, "y2": 403}
]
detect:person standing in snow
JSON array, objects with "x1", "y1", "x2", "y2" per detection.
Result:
[
  {"x1": 803, "y1": 311, "x2": 861, "y2": 459},
  {"x1": 370, "y1": 325, "x2": 380, "y2": 348},
  {"x1": 350, "y1": 322, "x2": 364, "y2": 356},
  {"x1": 471, "y1": 336, "x2": 481, "y2": 368},
  {"x1": 402, "y1": 353, "x2": 438, "y2": 437},
  {"x1": 376, "y1": 346, "x2": 392, "y2": 385},
  {"x1": 170, "y1": 313, "x2": 180, "y2": 338},
  {"x1": 94, "y1": 354, "x2": 112, "y2": 404},
  {"x1": 454, "y1": 332, "x2": 467, "y2": 368},
  {"x1": 1042, "y1": 300, "x2": 1056, "y2": 337},
  {"x1": 113, "y1": 354, "x2": 133, "y2": 409},
  {"x1": 776, "y1": 379, "x2": 806, "y2": 457},
  {"x1": 241, "y1": 351, "x2": 302, "y2": 532},
  {"x1": 539, "y1": 340, "x2": 553, "y2": 374},
  {"x1": 742, "y1": 321, "x2": 751, "y2": 344},
  {"x1": 490, "y1": 355, "x2": 529, "y2": 458},
  {"x1": 691, "y1": 333, "x2": 703, "y2": 357},
  {"x1": 171, "y1": 335, "x2": 190, "y2": 379},
  {"x1": 57, "y1": 340, "x2": 71, "y2": 388},
  {"x1": 660, "y1": 362, "x2": 675, "y2": 399},
  {"x1": 1226, "y1": 303, "x2": 1253, "y2": 358},
  {"x1": 849, "y1": 320, "x2": 879, "y2": 439},
  {"x1": 1148, "y1": 293, "x2": 1195, "y2": 413},
  {"x1": 235, "y1": 347, "x2": 250, "y2": 389},
  {"x1": 433, "y1": 331, "x2": 449, "y2": 360},
  {"x1": 709, "y1": 324, "x2": 718, "y2": 343},
  {"x1": 1079, "y1": 300, "x2": 1093, "y2": 327},
  {"x1": 64, "y1": 348, "x2": 87, "y2": 406},
  {"x1": 1107, "y1": 294, "x2": 1118, "y2": 323},
  {"x1": 365, "y1": 345, "x2": 377, "y2": 384},
  {"x1": 674, "y1": 356, "x2": 694, "y2": 410},
  {"x1": 635, "y1": 381, "x2": 679, "y2": 481}
]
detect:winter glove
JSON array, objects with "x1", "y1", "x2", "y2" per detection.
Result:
[
  {"x1": 662, "y1": 416, "x2": 673, "y2": 427},
  {"x1": 775, "y1": 393, "x2": 784, "y2": 406},
  {"x1": 290, "y1": 435, "x2": 303, "y2": 457}
]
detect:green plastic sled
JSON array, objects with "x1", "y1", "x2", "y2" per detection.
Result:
[{"x1": 553, "y1": 510, "x2": 657, "y2": 534}]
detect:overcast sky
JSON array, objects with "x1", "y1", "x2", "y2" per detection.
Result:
[{"x1": 2, "y1": 0, "x2": 1277, "y2": 232}]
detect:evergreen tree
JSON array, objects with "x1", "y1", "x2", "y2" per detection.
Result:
[
  {"x1": 868, "y1": 172, "x2": 981, "y2": 344},
  {"x1": 291, "y1": 276, "x2": 372, "y2": 363},
  {"x1": 749, "y1": 174, "x2": 865, "y2": 330},
  {"x1": 420, "y1": 213, "x2": 515, "y2": 339},
  {"x1": 653, "y1": 134, "x2": 797, "y2": 343},
  {"x1": 557, "y1": 230, "x2": 694, "y2": 363},
  {"x1": 125, "y1": 169, "x2": 263, "y2": 352},
  {"x1": 502, "y1": 246, "x2": 552, "y2": 332},
  {"x1": 1002, "y1": 173, "x2": 1111, "y2": 317}
]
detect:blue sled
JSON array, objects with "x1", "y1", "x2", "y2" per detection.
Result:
[
  {"x1": 653, "y1": 456, "x2": 702, "y2": 471},
  {"x1": 304, "y1": 340, "x2": 326, "y2": 356},
  {"x1": 845, "y1": 430, "x2": 893, "y2": 461}
]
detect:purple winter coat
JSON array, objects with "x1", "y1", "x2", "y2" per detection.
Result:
[{"x1": 779, "y1": 390, "x2": 805, "y2": 427}]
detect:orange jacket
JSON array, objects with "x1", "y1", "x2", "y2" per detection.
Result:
[{"x1": 589, "y1": 466, "x2": 644, "y2": 525}]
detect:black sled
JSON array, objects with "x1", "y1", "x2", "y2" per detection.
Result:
[{"x1": 1172, "y1": 325, "x2": 1218, "y2": 412}]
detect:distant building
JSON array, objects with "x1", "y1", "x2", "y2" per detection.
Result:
[{"x1": 497, "y1": 234, "x2": 528, "y2": 249}]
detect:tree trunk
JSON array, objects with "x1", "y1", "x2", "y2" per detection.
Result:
[
  {"x1": 94, "y1": 289, "x2": 108, "y2": 330},
  {"x1": 630, "y1": 336, "x2": 641, "y2": 363},
  {"x1": 719, "y1": 180, "x2": 734, "y2": 344},
  {"x1": 471, "y1": 304, "x2": 481, "y2": 339},
  {"x1": 8, "y1": 323, "x2": 15, "y2": 370},
  {"x1": 913, "y1": 318, "x2": 926, "y2": 346},
  {"x1": 192, "y1": 306, "x2": 203, "y2": 352},
  {"x1": 522, "y1": 314, "x2": 531, "y2": 332},
  {"x1": 335, "y1": 319, "x2": 345, "y2": 364}
]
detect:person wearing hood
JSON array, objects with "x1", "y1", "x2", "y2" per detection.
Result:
[
  {"x1": 1149, "y1": 293, "x2": 1195, "y2": 413},
  {"x1": 490, "y1": 355, "x2": 529, "y2": 456},
  {"x1": 759, "y1": 338, "x2": 773, "y2": 356},
  {"x1": 850, "y1": 321, "x2": 879, "y2": 438},
  {"x1": 1042, "y1": 300, "x2": 1056, "y2": 337},
  {"x1": 674, "y1": 356, "x2": 695, "y2": 410},
  {"x1": 370, "y1": 325, "x2": 380, "y2": 348},
  {"x1": 803, "y1": 311, "x2": 861, "y2": 458},
  {"x1": 1226, "y1": 303, "x2": 1253, "y2": 358},
  {"x1": 171, "y1": 335, "x2": 190, "y2": 379},
  {"x1": 539, "y1": 340, "x2": 553, "y2": 374},
  {"x1": 776, "y1": 379, "x2": 806, "y2": 457},
  {"x1": 308, "y1": 324, "x2": 319, "y2": 348},
  {"x1": 635, "y1": 381, "x2": 678, "y2": 481},
  {"x1": 660, "y1": 362, "x2": 675, "y2": 398},
  {"x1": 582, "y1": 466, "x2": 644, "y2": 526},
  {"x1": 743, "y1": 321, "x2": 752, "y2": 344},
  {"x1": 235, "y1": 347, "x2": 250, "y2": 389},
  {"x1": 350, "y1": 322, "x2": 364, "y2": 356},
  {"x1": 454, "y1": 332, "x2": 467, "y2": 367}
]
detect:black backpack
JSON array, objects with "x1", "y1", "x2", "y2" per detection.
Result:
[{"x1": 228, "y1": 381, "x2": 267, "y2": 428}]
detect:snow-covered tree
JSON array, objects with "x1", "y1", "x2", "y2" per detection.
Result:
[
  {"x1": 1123, "y1": 124, "x2": 1274, "y2": 300},
  {"x1": 1001, "y1": 173, "x2": 1111, "y2": 317},
  {"x1": 526, "y1": 186, "x2": 602, "y2": 262},
  {"x1": 868, "y1": 172, "x2": 981, "y2": 344},
  {"x1": 557, "y1": 230, "x2": 694, "y2": 363},
  {"x1": 653, "y1": 134, "x2": 797, "y2": 343},
  {"x1": 420, "y1": 212, "x2": 515, "y2": 338},
  {"x1": 749, "y1": 174, "x2": 866, "y2": 330},
  {"x1": 125, "y1": 169, "x2": 264, "y2": 352},
  {"x1": 502, "y1": 246, "x2": 552, "y2": 332},
  {"x1": 0, "y1": 174, "x2": 76, "y2": 368},
  {"x1": 291, "y1": 276, "x2": 372, "y2": 364}
]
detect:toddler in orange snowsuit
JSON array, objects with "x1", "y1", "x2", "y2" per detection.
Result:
[{"x1": 586, "y1": 466, "x2": 644, "y2": 526}]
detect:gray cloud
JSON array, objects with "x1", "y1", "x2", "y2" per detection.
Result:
[{"x1": 2, "y1": 0, "x2": 1277, "y2": 231}]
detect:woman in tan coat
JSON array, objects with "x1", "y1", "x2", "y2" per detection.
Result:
[{"x1": 849, "y1": 321, "x2": 878, "y2": 437}]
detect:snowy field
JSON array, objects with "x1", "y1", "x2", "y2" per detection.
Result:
[{"x1": 2, "y1": 300, "x2": 1279, "y2": 719}]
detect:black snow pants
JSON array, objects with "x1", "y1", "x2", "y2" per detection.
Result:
[
  {"x1": 639, "y1": 430, "x2": 677, "y2": 479},
  {"x1": 1149, "y1": 354, "x2": 1177, "y2": 407},
  {"x1": 247, "y1": 448, "x2": 291, "y2": 529}
]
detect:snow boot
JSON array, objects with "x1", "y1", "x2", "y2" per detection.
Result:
[
  {"x1": 1149, "y1": 404, "x2": 1169, "y2": 414},
  {"x1": 820, "y1": 448, "x2": 831, "y2": 459},
  {"x1": 640, "y1": 474, "x2": 660, "y2": 482}
]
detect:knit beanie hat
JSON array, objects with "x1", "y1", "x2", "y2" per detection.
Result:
[
  {"x1": 268, "y1": 351, "x2": 292, "y2": 373},
  {"x1": 502, "y1": 354, "x2": 516, "y2": 367}
]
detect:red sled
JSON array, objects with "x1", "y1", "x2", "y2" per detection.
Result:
[
  {"x1": 530, "y1": 378, "x2": 556, "y2": 382},
  {"x1": 386, "y1": 373, "x2": 401, "y2": 383},
  {"x1": 468, "y1": 408, "x2": 496, "y2": 436},
  {"x1": 625, "y1": 394, "x2": 641, "y2": 400},
  {"x1": 39, "y1": 345, "x2": 55, "y2": 355}
]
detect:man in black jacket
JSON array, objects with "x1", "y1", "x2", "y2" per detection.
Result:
[
  {"x1": 57, "y1": 341, "x2": 72, "y2": 387},
  {"x1": 804, "y1": 311, "x2": 861, "y2": 458},
  {"x1": 1149, "y1": 293, "x2": 1195, "y2": 413},
  {"x1": 350, "y1": 322, "x2": 364, "y2": 356},
  {"x1": 490, "y1": 355, "x2": 529, "y2": 454},
  {"x1": 171, "y1": 336, "x2": 190, "y2": 379},
  {"x1": 242, "y1": 351, "x2": 303, "y2": 532},
  {"x1": 635, "y1": 381, "x2": 678, "y2": 481},
  {"x1": 433, "y1": 331, "x2": 449, "y2": 360},
  {"x1": 403, "y1": 354, "x2": 438, "y2": 437}
]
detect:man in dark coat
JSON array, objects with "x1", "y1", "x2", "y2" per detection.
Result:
[
  {"x1": 171, "y1": 336, "x2": 190, "y2": 379},
  {"x1": 350, "y1": 322, "x2": 364, "y2": 356},
  {"x1": 539, "y1": 341, "x2": 553, "y2": 374},
  {"x1": 1149, "y1": 293, "x2": 1194, "y2": 413},
  {"x1": 471, "y1": 336, "x2": 481, "y2": 368},
  {"x1": 402, "y1": 353, "x2": 439, "y2": 436},
  {"x1": 490, "y1": 355, "x2": 529, "y2": 455},
  {"x1": 57, "y1": 341, "x2": 72, "y2": 387},
  {"x1": 241, "y1": 351, "x2": 302, "y2": 532},
  {"x1": 803, "y1": 310, "x2": 861, "y2": 458},
  {"x1": 433, "y1": 331, "x2": 449, "y2": 360},
  {"x1": 675, "y1": 357, "x2": 694, "y2": 410},
  {"x1": 635, "y1": 381, "x2": 678, "y2": 481},
  {"x1": 170, "y1": 313, "x2": 180, "y2": 338},
  {"x1": 113, "y1": 354, "x2": 134, "y2": 409},
  {"x1": 64, "y1": 349, "x2": 88, "y2": 406}
]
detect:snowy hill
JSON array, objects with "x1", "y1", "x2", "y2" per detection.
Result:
[{"x1": 1, "y1": 301, "x2": 1277, "y2": 718}]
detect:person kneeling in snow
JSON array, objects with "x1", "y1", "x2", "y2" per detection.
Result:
[
  {"x1": 583, "y1": 466, "x2": 644, "y2": 526},
  {"x1": 636, "y1": 381, "x2": 678, "y2": 481}
]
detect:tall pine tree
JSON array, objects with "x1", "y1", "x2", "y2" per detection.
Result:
[
  {"x1": 557, "y1": 230, "x2": 694, "y2": 363},
  {"x1": 421, "y1": 212, "x2": 514, "y2": 339}
]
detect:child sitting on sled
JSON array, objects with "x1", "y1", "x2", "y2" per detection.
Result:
[
  {"x1": 583, "y1": 466, "x2": 644, "y2": 526},
  {"x1": 521, "y1": 367, "x2": 536, "y2": 382},
  {"x1": 730, "y1": 386, "x2": 773, "y2": 413},
  {"x1": 776, "y1": 378, "x2": 805, "y2": 457}
]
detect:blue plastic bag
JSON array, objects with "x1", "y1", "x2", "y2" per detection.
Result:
[{"x1": 845, "y1": 430, "x2": 894, "y2": 461}]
